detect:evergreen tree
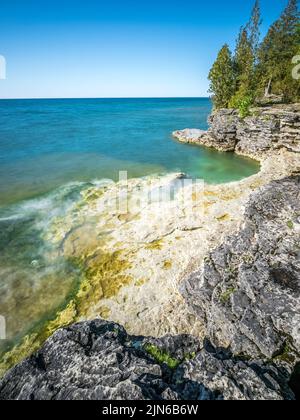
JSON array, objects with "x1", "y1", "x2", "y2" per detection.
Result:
[
  {"x1": 210, "y1": 1, "x2": 262, "y2": 111},
  {"x1": 247, "y1": 0, "x2": 262, "y2": 56},
  {"x1": 229, "y1": 1, "x2": 261, "y2": 110},
  {"x1": 208, "y1": 0, "x2": 299, "y2": 109},
  {"x1": 208, "y1": 44, "x2": 235, "y2": 109},
  {"x1": 256, "y1": 0, "x2": 299, "y2": 101},
  {"x1": 229, "y1": 28, "x2": 255, "y2": 108}
]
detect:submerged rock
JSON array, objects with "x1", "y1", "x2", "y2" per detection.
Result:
[
  {"x1": 182, "y1": 176, "x2": 300, "y2": 360},
  {"x1": 0, "y1": 319, "x2": 295, "y2": 400}
]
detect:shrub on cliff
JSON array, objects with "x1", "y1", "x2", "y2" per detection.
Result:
[{"x1": 230, "y1": 94, "x2": 254, "y2": 118}]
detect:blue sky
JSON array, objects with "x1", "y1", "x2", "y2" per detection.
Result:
[{"x1": 0, "y1": 0, "x2": 290, "y2": 98}]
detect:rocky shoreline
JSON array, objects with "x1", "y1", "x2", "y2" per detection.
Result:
[
  {"x1": 0, "y1": 318, "x2": 295, "y2": 400},
  {"x1": 0, "y1": 105, "x2": 299, "y2": 400},
  {"x1": 173, "y1": 103, "x2": 300, "y2": 158},
  {"x1": 183, "y1": 176, "x2": 300, "y2": 361}
]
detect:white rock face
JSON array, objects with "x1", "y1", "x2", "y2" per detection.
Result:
[{"x1": 173, "y1": 128, "x2": 207, "y2": 143}]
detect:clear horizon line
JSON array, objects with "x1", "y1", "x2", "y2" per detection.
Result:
[{"x1": 0, "y1": 96, "x2": 210, "y2": 101}]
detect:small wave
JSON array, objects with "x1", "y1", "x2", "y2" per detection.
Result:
[
  {"x1": 0, "y1": 182, "x2": 87, "y2": 232},
  {"x1": 7, "y1": 181, "x2": 87, "y2": 214},
  {"x1": 0, "y1": 174, "x2": 182, "y2": 225},
  {"x1": 0, "y1": 215, "x2": 22, "y2": 222},
  {"x1": 90, "y1": 178, "x2": 116, "y2": 188}
]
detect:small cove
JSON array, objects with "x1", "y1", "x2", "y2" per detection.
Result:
[{"x1": 0, "y1": 98, "x2": 260, "y2": 368}]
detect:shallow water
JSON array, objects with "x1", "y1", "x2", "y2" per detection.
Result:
[
  {"x1": 0, "y1": 98, "x2": 259, "y2": 205},
  {"x1": 0, "y1": 98, "x2": 259, "y2": 362}
]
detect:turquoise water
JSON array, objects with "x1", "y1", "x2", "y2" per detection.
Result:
[
  {"x1": 0, "y1": 98, "x2": 259, "y2": 206},
  {"x1": 0, "y1": 98, "x2": 259, "y2": 361}
]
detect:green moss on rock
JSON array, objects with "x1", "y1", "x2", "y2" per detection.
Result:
[
  {"x1": 0, "y1": 250, "x2": 132, "y2": 377},
  {"x1": 220, "y1": 287, "x2": 236, "y2": 304},
  {"x1": 143, "y1": 344, "x2": 182, "y2": 369},
  {"x1": 143, "y1": 344, "x2": 197, "y2": 370}
]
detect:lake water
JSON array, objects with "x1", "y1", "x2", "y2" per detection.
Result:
[
  {"x1": 0, "y1": 98, "x2": 259, "y2": 363},
  {"x1": 0, "y1": 98, "x2": 259, "y2": 205}
]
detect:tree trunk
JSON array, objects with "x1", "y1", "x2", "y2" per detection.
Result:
[{"x1": 264, "y1": 78, "x2": 272, "y2": 97}]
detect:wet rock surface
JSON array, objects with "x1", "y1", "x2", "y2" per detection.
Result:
[
  {"x1": 0, "y1": 319, "x2": 295, "y2": 400},
  {"x1": 182, "y1": 176, "x2": 300, "y2": 360}
]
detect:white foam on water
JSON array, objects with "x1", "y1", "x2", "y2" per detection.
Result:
[
  {"x1": 0, "y1": 215, "x2": 22, "y2": 222},
  {"x1": 90, "y1": 178, "x2": 116, "y2": 188}
]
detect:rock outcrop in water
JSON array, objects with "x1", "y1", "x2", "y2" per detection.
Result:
[
  {"x1": 173, "y1": 104, "x2": 300, "y2": 157},
  {"x1": 1, "y1": 175, "x2": 299, "y2": 400},
  {"x1": 0, "y1": 319, "x2": 295, "y2": 400}
]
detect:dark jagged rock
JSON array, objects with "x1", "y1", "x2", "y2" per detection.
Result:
[
  {"x1": 173, "y1": 109, "x2": 240, "y2": 152},
  {"x1": 0, "y1": 319, "x2": 295, "y2": 400},
  {"x1": 207, "y1": 109, "x2": 240, "y2": 151},
  {"x1": 182, "y1": 176, "x2": 300, "y2": 361}
]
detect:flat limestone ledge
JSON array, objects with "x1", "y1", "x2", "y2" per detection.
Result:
[
  {"x1": 172, "y1": 128, "x2": 206, "y2": 143},
  {"x1": 172, "y1": 129, "x2": 235, "y2": 152}
]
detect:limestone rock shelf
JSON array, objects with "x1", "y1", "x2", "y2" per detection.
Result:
[{"x1": 173, "y1": 104, "x2": 300, "y2": 158}]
